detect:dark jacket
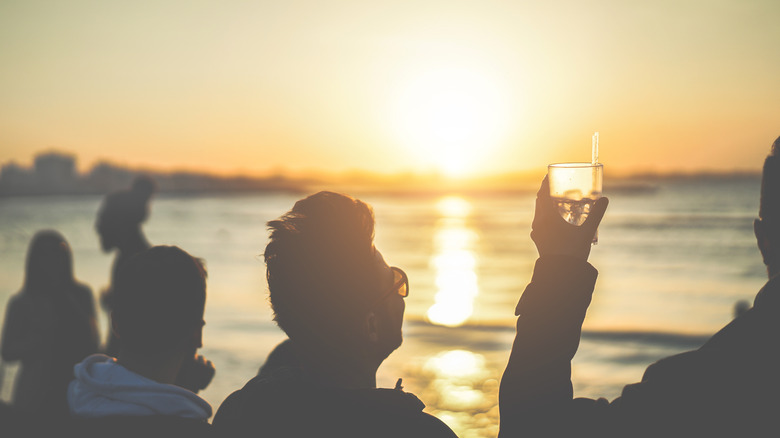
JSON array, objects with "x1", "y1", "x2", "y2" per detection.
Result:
[
  {"x1": 213, "y1": 342, "x2": 457, "y2": 438},
  {"x1": 499, "y1": 256, "x2": 780, "y2": 437},
  {"x1": 67, "y1": 415, "x2": 212, "y2": 438},
  {"x1": 1, "y1": 414, "x2": 212, "y2": 438},
  {"x1": 0, "y1": 404, "x2": 211, "y2": 438}
]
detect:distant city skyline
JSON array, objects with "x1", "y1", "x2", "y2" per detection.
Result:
[
  {"x1": 1, "y1": 1, "x2": 778, "y2": 177},
  {"x1": 0, "y1": 150, "x2": 304, "y2": 196}
]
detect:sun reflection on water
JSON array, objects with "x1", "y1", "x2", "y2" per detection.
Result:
[
  {"x1": 424, "y1": 349, "x2": 487, "y2": 379},
  {"x1": 419, "y1": 349, "x2": 499, "y2": 437},
  {"x1": 423, "y1": 350, "x2": 490, "y2": 412},
  {"x1": 427, "y1": 196, "x2": 479, "y2": 327}
]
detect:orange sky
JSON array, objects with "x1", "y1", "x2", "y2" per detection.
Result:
[{"x1": 1, "y1": 0, "x2": 778, "y2": 177}]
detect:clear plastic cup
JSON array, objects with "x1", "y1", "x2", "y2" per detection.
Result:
[{"x1": 548, "y1": 162, "x2": 603, "y2": 243}]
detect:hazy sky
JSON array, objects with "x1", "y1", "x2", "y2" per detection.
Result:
[{"x1": 1, "y1": 0, "x2": 778, "y2": 177}]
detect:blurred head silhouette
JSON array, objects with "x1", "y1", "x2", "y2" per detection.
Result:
[
  {"x1": 264, "y1": 191, "x2": 406, "y2": 376},
  {"x1": 111, "y1": 246, "x2": 206, "y2": 357},
  {"x1": 24, "y1": 230, "x2": 75, "y2": 295},
  {"x1": 96, "y1": 176, "x2": 155, "y2": 252},
  {"x1": 755, "y1": 136, "x2": 780, "y2": 278}
]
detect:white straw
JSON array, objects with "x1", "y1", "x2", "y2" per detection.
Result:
[{"x1": 592, "y1": 132, "x2": 599, "y2": 165}]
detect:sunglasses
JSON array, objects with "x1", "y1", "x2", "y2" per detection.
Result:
[{"x1": 372, "y1": 266, "x2": 409, "y2": 306}]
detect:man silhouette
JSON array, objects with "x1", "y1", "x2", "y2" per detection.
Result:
[
  {"x1": 499, "y1": 136, "x2": 780, "y2": 437},
  {"x1": 213, "y1": 191, "x2": 456, "y2": 438},
  {"x1": 67, "y1": 246, "x2": 213, "y2": 436}
]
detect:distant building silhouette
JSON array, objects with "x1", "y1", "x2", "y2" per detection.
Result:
[
  {"x1": 0, "y1": 150, "x2": 304, "y2": 197},
  {"x1": 34, "y1": 152, "x2": 77, "y2": 192},
  {"x1": 0, "y1": 152, "x2": 79, "y2": 195},
  {"x1": 0, "y1": 162, "x2": 34, "y2": 189},
  {"x1": 86, "y1": 162, "x2": 136, "y2": 194}
]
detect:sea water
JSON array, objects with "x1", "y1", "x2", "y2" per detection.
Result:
[{"x1": 0, "y1": 176, "x2": 764, "y2": 437}]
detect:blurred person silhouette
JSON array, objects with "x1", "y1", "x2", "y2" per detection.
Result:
[
  {"x1": 95, "y1": 176, "x2": 215, "y2": 391},
  {"x1": 213, "y1": 191, "x2": 456, "y2": 438},
  {"x1": 0, "y1": 230, "x2": 99, "y2": 417},
  {"x1": 95, "y1": 175, "x2": 155, "y2": 357},
  {"x1": 499, "y1": 136, "x2": 780, "y2": 438},
  {"x1": 68, "y1": 246, "x2": 214, "y2": 436}
]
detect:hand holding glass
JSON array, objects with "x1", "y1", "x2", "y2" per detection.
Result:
[{"x1": 547, "y1": 163, "x2": 603, "y2": 242}]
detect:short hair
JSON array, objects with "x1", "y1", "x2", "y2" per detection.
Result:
[
  {"x1": 759, "y1": 136, "x2": 780, "y2": 225},
  {"x1": 112, "y1": 246, "x2": 206, "y2": 353},
  {"x1": 264, "y1": 191, "x2": 380, "y2": 346}
]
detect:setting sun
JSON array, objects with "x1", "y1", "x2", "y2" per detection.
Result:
[{"x1": 392, "y1": 66, "x2": 510, "y2": 177}]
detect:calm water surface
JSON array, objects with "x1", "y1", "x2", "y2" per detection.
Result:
[{"x1": 0, "y1": 177, "x2": 764, "y2": 437}]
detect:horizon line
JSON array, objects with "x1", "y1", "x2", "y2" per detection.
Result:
[{"x1": 0, "y1": 150, "x2": 763, "y2": 183}]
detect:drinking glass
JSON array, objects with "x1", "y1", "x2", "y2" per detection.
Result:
[{"x1": 547, "y1": 162, "x2": 603, "y2": 242}]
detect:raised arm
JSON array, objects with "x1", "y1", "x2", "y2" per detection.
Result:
[{"x1": 498, "y1": 177, "x2": 608, "y2": 437}]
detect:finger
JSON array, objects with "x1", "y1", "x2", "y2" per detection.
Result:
[
  {"x1": 583, "y1": 197, "x2": 609, "y2": 235},
  {"x1": 536, "y1": 175, "x2": 550, "y2": 199},
  {"x1": 532, "y1": 197, "x2": 549, "y2": 232},
  {"x1": 533, "y1": 176, "x2": 556, "y2": 223}
]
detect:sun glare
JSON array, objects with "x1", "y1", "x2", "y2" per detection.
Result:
[
  {"x1": 393, "y1": 67, "x2": 508, "y2": 177},
  {"x1": 427, "y1": 196, "x2": 480, "y2": 327}
]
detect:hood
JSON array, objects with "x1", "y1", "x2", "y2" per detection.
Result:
[{"x1": 68, "y1": 354, "x2": 212, "y2": 420}]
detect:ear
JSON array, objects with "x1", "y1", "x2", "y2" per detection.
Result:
[
  {"x1": 755, "y1": 218, "x2": 771, "y2": 265},
  {"x1": 366, "y1": 311, "x2": 379, "y2": 343}
]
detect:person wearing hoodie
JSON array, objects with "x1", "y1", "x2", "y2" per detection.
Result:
[
  {"x1": 213, "y1": 191, "x2": 457, "y2": 438},
  {"x1": 67, "y1": 246, "x2": 214, "y2": 436},
  {"x1": 95, "y1": 176, "x2": 215, "y2": 390}
]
